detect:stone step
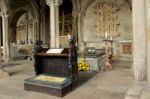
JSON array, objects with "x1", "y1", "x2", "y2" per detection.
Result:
[{"x1": 113, "y1": 60, "x2": 132, "y2": 68}]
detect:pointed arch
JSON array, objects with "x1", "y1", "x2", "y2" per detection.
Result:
[
  {"x1": 24, "y1": 0, "x2": 40, "y2": 19},
  {"x1": 0, "y1": 0, "x2": 8, "y2": 11}
]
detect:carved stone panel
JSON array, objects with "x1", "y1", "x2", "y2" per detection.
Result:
[{"x1": 95, "y1": 2, "x2": 119, "y2": 38}]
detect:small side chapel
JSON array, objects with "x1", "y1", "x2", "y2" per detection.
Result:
[{"x1": 0, "y1": 0, "x2": 150, "y2": 99}]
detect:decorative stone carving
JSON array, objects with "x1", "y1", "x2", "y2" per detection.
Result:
[
  {"x1": 1, "y1": 11, "x2": 8, "y2": 17},
  {"x1": 95, "y1": 2, "x2": 120, "y2": 38},
  {"x1": 46, "y1": 0, "x2": 63, "y2": 6},
  {"x1": 0, "y1": 0, "x2": 9, "y2": 11}
]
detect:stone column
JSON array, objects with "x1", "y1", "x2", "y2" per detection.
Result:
[
  {"x1": 33, "y1": 20, "x2": 35, "y2": 43},
  {"x1": 46, "y1": 0, "x2": 62, "y2": 48},
  {"x1": 132, "y1": 0, "x2": 147, "y2": 81},
  {"x1": 146, "y1": 0, "x2": 150, "y2": 84},
  {"x1": 0, "y1": 17, "x2": 2, "y2": 63},
  {"x1": 36, "y1": 19, "x2": 40, "y2": 40},
  {"x1": 55, "y1": 5, "x2": 60, "y2": 48},
  {"x1": 2, "y1": 11, "x2": 10, "y2": 62},
  {"x1": 78, "y1": 12, "x2": 86, "y2": 52},
  {"x1": 33, "y1": 19, "x2": 39, "y2": 42}
]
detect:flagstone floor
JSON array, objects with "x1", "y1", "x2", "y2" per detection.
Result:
[{"x1": 0, "y1": 60, "x2": 133, "y2": 99}]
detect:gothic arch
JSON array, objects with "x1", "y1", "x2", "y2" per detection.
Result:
[
  {"x1": 71, "y1": 0, "x2": 78, "y2": 10},
  {"x1": 0, "y1": 0, "x2": 8, "y2": 11},
  {"x1": 9, "y1": 0, "x2": 41, "y2": 43},
  {"x1": 24, "y1": 0, "x2": 40, "y2": 19},
  {"x1": 9, "y1": 9, "x2": 27, "y2": 42},
  {"x1": 81, "y1": 0, "x2": 94, "y2": 15},
  {"x1": 10, "y1": 8, "x2": 28, "y2": 27},
  {"x1": 81, "y1": 0, "x2": 131, "y2": 16}
]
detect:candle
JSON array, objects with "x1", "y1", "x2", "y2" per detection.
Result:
[
  {"x1": 105, "y1": 32, "x2": 108, "y2": 38},
  {"x1": 68, "y1": 34, "x2": 71, "y2": 39},
  {"x1": 84, "y1": 38, "x2": 87, "y2": 42}
]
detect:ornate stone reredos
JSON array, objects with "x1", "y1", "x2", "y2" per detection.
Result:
[{"x1": 46, "y1": 0, "x2": 63, "y2": 6}]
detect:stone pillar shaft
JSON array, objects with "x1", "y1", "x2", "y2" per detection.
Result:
[
  {"x1": 55, "y1": 5, "x2": 60, "y2": 48},
  {"x1": 0, "y1": 17, "x2": 2, "y2": 63},
  {"x1": 50, "y1": 5, "x2": 56, "y2": 48},
  {"x1": 132, "y1": 0, "x2": 147, "y2": 81},
  {"x1": 33, "y1": 20, "x2": 35, "y2": 43},
  {"x1": 146, "y1": 0, "x2": 150, "y2": 84},
  {"x1": 2, "y1": 11, "x2": 10, "y2": 62},
  {"x1": 78, "y1": 12, "x2": 86, "y2": 52},
  {"x1": 46, "y1": 0, "x2": 62, "y2": 48}
]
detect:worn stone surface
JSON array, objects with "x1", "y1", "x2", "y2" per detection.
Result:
[
  {"x1": 125, "y1": 81, "x2": 146, "y2": 99},
  {"x1": 141, "y1": 90, "x2": 150, "y2": 99},
  {"x1": 0, "y1": 69, "x2": 9, "y2": 79},
  {"x1": 0, "y1": 60, "x2": 133, "y2": 99}
]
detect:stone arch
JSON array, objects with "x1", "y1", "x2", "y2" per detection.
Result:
[
  {"x1": 0, "y1": 0, "x2": 8, "y2": 11},
  {"x1": 9, "y1": 0, "x2": 40, "y2": 43},
  {"x1": 71, "y1": 0, "x2": 79, "y2": 10},
  {"x1": 24, "y1": 0, "x2": 40, "y2": 39},
  {"x1": 10, "y1": 8, "x2": 28, "y2": 27},
  {"x1": 81, "y1": 0, "x2": 131, "y2": 16},
  {"x1": 9, "y1": 9, "x2": 28, "y2": 42},
  {"x1": 24, "y1": 0, "x2": 40, "y2": 19}
]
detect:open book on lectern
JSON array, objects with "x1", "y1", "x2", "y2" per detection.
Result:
[{"x1": 46, "y1": 48, "x2": 64, "y2": 54}]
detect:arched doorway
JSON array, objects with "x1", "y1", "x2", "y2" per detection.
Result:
[
  {"x1": 8, "y1": 0, "x2": 40, "y2": 59},
  {"x1": 16, "y1": 13, "x2": 34, "y2": 45}
]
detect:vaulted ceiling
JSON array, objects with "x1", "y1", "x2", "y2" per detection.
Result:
[{"x1": 9, "y1": 0, "x2": 27, "y2": 9}]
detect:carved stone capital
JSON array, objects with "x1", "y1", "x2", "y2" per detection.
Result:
[
  {"x1": 1, "y1": 11, "x2": 9, "y2": 17},
  {"x1": 46, "y1": 0, "x2": 63, "y2": 6},
  {"x1": 72, "y1": 9, "x2": 78, "y2": 16}
]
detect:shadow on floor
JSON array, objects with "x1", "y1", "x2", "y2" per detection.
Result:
[{"x1": 77, "y1": 71, "x2": 98, "y2": 87}]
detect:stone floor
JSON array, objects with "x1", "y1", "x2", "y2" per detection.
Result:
[{"x1": 0, "y1": 60, "x2": 133, "y2": 99}]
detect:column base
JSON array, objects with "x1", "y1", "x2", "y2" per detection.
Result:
[
  {"x1": 125, "y1": 81, "x2": 150, "y2": 99},
  {"x1": 3, "y1": 58, "x2": 10, "y2": 62}
]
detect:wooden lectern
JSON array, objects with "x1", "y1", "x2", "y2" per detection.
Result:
[{"x1": 24, "y1": 36, "x2": 78, "y2": 97}]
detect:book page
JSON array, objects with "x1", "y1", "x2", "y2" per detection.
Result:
[{"x1": 46, "y1": 49, "x2": 64, "y2": 54}]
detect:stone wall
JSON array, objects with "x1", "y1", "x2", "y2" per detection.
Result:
[
  {"x1": 81, "y1": 0, "x2": 133, "y2": 61},
  {"x1": 16, "y1": 13, "x2": 34, "y2": 45}
]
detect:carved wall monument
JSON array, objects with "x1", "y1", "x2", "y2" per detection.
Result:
[{"x1": 95, "y1": 2, "x2": 120, "y2": 38}]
